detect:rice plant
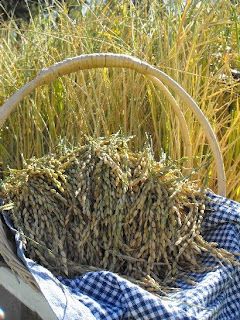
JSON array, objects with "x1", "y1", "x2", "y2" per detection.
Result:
[{"x1": 0, "y1": 0, "x2": 239, "y2": 200}]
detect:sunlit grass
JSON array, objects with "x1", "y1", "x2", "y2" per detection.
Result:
[{"x1": 0, "y1": 0, "x2": 239, "y2": 200}]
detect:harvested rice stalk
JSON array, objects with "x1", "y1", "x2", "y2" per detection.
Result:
[{"x1": 0, "y1": 135, "x2": 237, "y2": 294}]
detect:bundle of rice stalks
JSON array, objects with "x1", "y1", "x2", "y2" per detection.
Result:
[{"x1": 0, "y1": 135, "x2": 236, "y2": 294}]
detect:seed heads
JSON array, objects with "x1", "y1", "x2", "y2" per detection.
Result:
[{"x1": 1, "y1": 135, "x2": 237, "y2": 294}]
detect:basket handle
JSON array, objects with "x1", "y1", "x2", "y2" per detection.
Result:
[{"x1": 0, "y1": 53, "x2": 226, "y2": 196}]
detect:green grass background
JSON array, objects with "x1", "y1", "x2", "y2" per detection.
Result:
[{"x1": 0, "y1": 0, "x2": 239, "y2": 200}]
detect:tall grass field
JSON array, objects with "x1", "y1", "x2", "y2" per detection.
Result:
[{"x1": 0, "y1": 0, "x2": 239, "y2": 200}]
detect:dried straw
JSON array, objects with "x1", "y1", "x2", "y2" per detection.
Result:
[{"x1": 1, "y1": 135, "x2": 236, "y2": 294}]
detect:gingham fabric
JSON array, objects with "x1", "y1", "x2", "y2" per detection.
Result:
[{"x1": 4, "y1": 192, "x2": 240, "y2": 319}]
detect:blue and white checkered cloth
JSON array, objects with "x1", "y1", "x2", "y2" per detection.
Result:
[{"x1": 4, "y1": 192, "x2": 240, "y2": 319}]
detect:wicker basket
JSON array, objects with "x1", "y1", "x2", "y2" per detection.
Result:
[{"x1": 0, "y1": 53, "x2": 226, "y2": 291}]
